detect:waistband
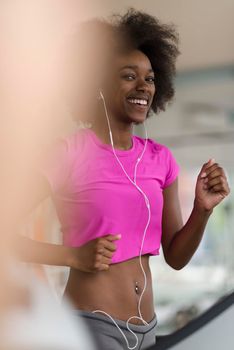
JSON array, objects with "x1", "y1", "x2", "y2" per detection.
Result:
[{"x1": 72, "y1": 309, "x2": 158, "y2": 334}]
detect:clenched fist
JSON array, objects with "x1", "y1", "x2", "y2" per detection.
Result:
[
  {"x1": 67, "y1": 234, "x2": 121, "y2": 273},
  {"x1": 195, "y1": 158, "x2": 230, "y2": 212}
]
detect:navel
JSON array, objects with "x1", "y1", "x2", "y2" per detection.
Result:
[{"x1": 135, "y1": 281, "x2": 140, "y2": 295}]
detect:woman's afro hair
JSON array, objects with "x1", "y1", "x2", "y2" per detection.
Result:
[{"x1": 113, "y1": 8, "x2": 180, "y2": 115}]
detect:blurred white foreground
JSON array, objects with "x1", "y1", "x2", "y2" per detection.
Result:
[{"x1": 0, "y1": 264, "x2": 95, "y2": 350}]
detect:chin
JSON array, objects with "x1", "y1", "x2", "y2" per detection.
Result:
[{"x1": 129, "y1": 113, "x2": 147, "y2": 125}]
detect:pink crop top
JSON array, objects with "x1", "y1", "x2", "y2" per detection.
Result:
[{"x1": 39, "y1": 127, "x2": 180, "y2": 264}]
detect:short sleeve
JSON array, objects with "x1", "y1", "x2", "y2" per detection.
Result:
[
  {"x1": 162, "y1": 146, "x2": 180, "y2": 189},
  {"x1": 38, "y1": 137, "x2": 72, "y2": 194}
]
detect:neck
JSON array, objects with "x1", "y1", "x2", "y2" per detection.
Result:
[{"x1": 90, "y1": 110, "x2": 134, "y2": 151}]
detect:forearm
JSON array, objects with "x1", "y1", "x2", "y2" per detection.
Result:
[
  {"x1": 13, "y1": 235, "x2": 71, "y2": 267},
  {"x1": 165, "y1": 202, "x2": 213, "y2": 270},
  {"x1": 13, "y1": 233, "x2": 120, "y2": 273}
]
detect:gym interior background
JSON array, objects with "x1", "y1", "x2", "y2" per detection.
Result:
[{"x1": 2, "y1": 0, "x2": 233, "y2": 344}]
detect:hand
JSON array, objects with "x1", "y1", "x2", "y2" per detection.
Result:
[
  {"x1": 67, "y1": 234, "x2": 121, "y2": 273},
  {"x1": 195, "y1": 159, "x2": 230, "y2": 212}
]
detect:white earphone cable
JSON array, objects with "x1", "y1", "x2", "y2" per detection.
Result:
[{"x1": 92, "y1": 91, "x2": 151, "y2": 350}]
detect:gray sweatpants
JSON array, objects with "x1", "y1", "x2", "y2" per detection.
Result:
[{"x1": 73, "y1": 309, "x2": 158, "y2": 350}]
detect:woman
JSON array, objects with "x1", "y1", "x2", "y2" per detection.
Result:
[{"x1": 17, "y1": 9, "x2": 230, "y2": 350}]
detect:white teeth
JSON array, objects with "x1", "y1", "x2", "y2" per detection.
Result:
[{"x1": 128, "y1": 98, "x2": 148, "y2": 106}]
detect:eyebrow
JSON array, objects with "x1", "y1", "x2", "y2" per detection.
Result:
[{"x1": 119, "y1": 65, "x2": 154, "y2": 73}]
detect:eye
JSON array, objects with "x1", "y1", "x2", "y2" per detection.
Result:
[
  {"x1": 122, "y1": 73, "x2": 136, "y2": 81},
  {"x1": 146, "y1": 76, "x2": 155, "y2": 83}
]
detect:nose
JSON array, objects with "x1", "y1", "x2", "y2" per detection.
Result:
[
  {"x1": 136, "y1": 77, "x2": 147, "y2": 90},
  {"x1": 136, "y1": 76, "x2": 149, "y2": 92}
]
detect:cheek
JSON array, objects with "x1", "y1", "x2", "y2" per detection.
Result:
[
  {"x1": 105, "y1": 89, "x2": 122, "y2": 112},
  {"x1": 114, "y1": 92, "x2": 126, "y2": 111},
  {"x1": 118, "y1": 83, "x2": 134, "y2": 105},
  {"x1": 105, "y1": 79, "x2": 133, "y2": 111},
  {"x1": 110, "y1": 86, "x2": 128, "y2": 108}
]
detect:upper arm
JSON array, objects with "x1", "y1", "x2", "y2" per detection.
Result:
[
  {"x1": 38, "y1": 137, "x2": 73, "y2": 194},
  {"x1": 27, "y1": 171, "x2": 52, "y2": 212},
  {"x1": 160, "y1": 144, "x2": 182, "y2": 258},
  {"x1": 16, "y1": 136, "x2": 72, "y2": 225},
  {"x1": 13, "y1": 136, "x2": 74, "y2": 228},
  {"x1": 161, "y1": 177, "x2": 183, "y2": 259},
  {"x1": 16, "y1": 171, "x2": 52, "y2": 226}
]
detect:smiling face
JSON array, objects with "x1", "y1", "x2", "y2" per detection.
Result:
[{"x1": 103, "y1": 49, "x2": 156, "y2": 125}]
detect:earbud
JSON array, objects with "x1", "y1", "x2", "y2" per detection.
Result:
[{"x1": 99, "y1": 90, "x2": 104, "y2": 100}]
